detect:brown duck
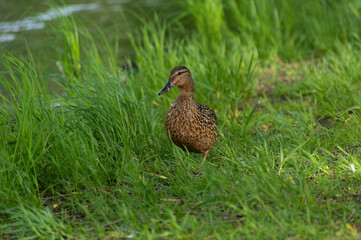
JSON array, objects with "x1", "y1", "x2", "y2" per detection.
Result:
[{"x1": 158, "y1": 66, "x2": 219, "y2": 164}]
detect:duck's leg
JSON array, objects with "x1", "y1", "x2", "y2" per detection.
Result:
[{"x1": 201, "y1": 150, "x2": 209, "y2": 165}]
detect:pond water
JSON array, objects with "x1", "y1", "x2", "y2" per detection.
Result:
[
  {"x1": 0, "y1": 0, "x2": 175, "y2": 96},
  {"x1": 0, "y1": 3, "x2": 100, "y2": 42},
  {"x1": 0, "y1": 0, "x2": 170, "y2": 58}
]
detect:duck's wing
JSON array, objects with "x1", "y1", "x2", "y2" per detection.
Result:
[{"x1": 196, "y1": 103, "x2": 218, "y2": 126}]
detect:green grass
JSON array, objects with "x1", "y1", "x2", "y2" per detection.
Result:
[{"x1": 1, "y1": 1, "x2": 361, "y2": 239}]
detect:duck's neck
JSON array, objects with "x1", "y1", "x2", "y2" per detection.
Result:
[
  {"x1": 177, "y1": 88, "x2": 194, "y2": 102},
  {"x1": 177, "y1": 79, "x2": 195, "y2": 101}
]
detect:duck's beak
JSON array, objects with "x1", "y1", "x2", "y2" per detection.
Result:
[{"x1": 158, "y1": 79, "x2": 175, "y2": 95}]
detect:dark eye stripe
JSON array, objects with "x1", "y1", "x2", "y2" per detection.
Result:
[
  {"x1": 171, "y1": 71, "x2": 188, "y2": 81},
  {"x1": 177, "y1": 71, "x2": 187, "y2": 75}
]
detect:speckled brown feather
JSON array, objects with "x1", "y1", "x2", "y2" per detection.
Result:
[{"x1": 161, "y1": 66, "x2": 219, "y2": 159}]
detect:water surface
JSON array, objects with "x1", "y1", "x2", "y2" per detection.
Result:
[
  {"x1": 0, "y1": 0, "x2": 171, "y2": 95},
  {"x1": 0, "y1": 0, "x2": 168, "y2": 56}
]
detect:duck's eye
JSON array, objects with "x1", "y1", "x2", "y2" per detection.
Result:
[{"x1": 177, "y1": 72, "x2": 182, "y2": 75}]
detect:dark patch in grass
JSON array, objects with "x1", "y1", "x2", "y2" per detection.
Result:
[{"x1": 316, "y1": 115, "x2": 334, "y2": 128}]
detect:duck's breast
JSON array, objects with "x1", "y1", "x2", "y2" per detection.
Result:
[{"x1": 164, "y1": 101, "x2": 218, "y2": 153}]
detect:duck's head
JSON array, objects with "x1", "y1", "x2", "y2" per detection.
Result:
[{"x1": 158, "y1": 66, "x2": 193, "y2": 95}]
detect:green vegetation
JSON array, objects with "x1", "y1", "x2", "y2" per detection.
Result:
[{"x1": 1, "y1": 0, "x2": 361, "y2": 238}]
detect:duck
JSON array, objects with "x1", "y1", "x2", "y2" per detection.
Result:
[{"x1": 158, "y1": 66, "x2": 219, "y2": 164}]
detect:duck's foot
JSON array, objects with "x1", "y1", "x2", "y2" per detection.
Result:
[{"x1": 201, "y1": 150, "x2": 209, "y2": 165}]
